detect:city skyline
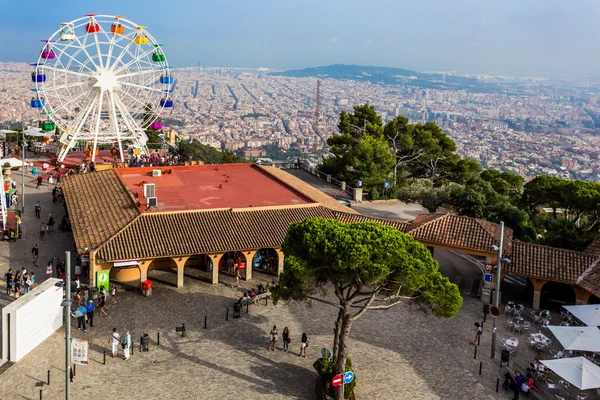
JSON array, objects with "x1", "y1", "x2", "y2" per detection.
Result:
[{"x1": 2, "y1": 0, "x2": 600, "y2": 78}]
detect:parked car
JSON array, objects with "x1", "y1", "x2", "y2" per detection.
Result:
[{"x1": 337, "y1": 199, "x2": 351, "y2": 208}]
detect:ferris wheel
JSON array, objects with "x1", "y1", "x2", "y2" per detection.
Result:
[{"x1": 30, "y1": 14, "x2": 174, "y2": 163}]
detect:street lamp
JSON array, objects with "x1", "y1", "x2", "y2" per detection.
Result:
[
  {"x1": 21, "y1": 119, "x2": 26, "y2": 214},
  {"x1": 63, "y1": 251, "x2": 72, "y2": 400},
  {"x1": 490, "y1": 221, "x2": 511, "y2": 359}
]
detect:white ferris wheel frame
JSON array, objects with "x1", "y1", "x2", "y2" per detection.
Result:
[{"x1": 33, "y1": 14, "x2": 173, "y2": 163}]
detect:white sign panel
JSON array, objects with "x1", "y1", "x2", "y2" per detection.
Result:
[
  {"x1": 71, "y1": 338, "x2": 89, "y2": 365},
  {"x1": 2, "y1": 278, "x2": 63, "y2": 362}
]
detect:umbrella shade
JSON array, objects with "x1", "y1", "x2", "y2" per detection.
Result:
[
  {"x1": 23, "y1": 128, "x2": 46, "y2": 137},
  {"x1": 564, "y1": 305, "x2": 600, "y2": 326},
  {"x1": 548, "y1": 326, "x2": 600, "y2": 352},
  {"x1": 0, "y1": 129, "x2": 17, "y2": 134},
  {"x1": 541, "y1": 357, "x2": 600, "y2": 390},
  {"x1": 0, "y1": 158, "x2": 31, "y2": 168}
]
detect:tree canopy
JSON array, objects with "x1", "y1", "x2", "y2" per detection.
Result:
[{"x1": 272, "y1": 218, "x2": 462, "y2": 400}]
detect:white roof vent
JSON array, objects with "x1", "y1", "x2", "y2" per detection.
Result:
[
  {"x1": 143, "y1": 183, "x2": 155, "y2": 198},
  {"x1": 152, "y1": 170, "x2": 162, "y2": 177}
]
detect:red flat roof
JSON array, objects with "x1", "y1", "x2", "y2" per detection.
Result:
[{"x1": 114, "y1": 164, "x2": 313, "y2": 212}]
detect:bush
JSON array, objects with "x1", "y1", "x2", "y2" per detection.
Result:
[{"x1": 313, "y1": 355, "x2": 356, "y2": 399}]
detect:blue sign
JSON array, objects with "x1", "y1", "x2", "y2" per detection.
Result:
[
  {"x1": 384, "y1": 182, "x2": 390, "y2": 189},
  {"x1": 357, "y1": 180, "x2": 362, "y2": 187},
  {"x1": 343, "y1": 371, "x2": 355, "y2": 384},
  {"x1": 484, "y1": 273, "x2": 494, "y2": 283}
]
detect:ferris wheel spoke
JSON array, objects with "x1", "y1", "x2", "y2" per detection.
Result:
[
  {"x1": 117, "y1": 88, "x2": 152, "y2": 111},
  {"x1": 51, "y1": 46, "x2": 96, "y2": 74},
  {"x1": 92, "y1": 30, "x2": 105, "y2": 69},
  {"x1": 116, "y1": 68, "x2": 162, "y2": 80},
  {"x1": 106, "y1": 92, "x2": 125, "y2": 161},
  {"x1": 113, "y1": 46, "x2": 159, "y2": 75},
  {"x1": 43, "y1": 81, "x2": 88, "y2": 92},
  {"x1": 107, "y1": 34, "x2": 137, "y2": 72},
  {"x1": 52, "y1": 90, "x2": 93, "y2": 115},
  {"x1": 43, "y1": 65, "x2": 92, "y2": 79},
  {"x1": 120, "y1": 81, "x2": 164, "y2": 93},
  {"x1": 105, "y1": 30, "x2": 137, "y2": 70},
  {"x1": 71, "y1": 32, "x2": 101, "y2": 71}
]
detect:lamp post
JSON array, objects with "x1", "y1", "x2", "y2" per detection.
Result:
[
  {"x1": 21, "y1": 119, "x2": 25, "y2": 213},
  {"x1": 65, "y1": 251, "x2": 72, "y2": 400},
  {"x1": 491, "y1": 221, "x2": 504, "y2": 359}
]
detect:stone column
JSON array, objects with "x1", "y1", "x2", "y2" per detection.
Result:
[
  {"x1": 139, "y1": 260, "x2": 149, "y2": 288},
  {"x1": 530, "y1": 278, "x2": 546, "y2": 310},
  {"x1": 326, "y1": 174, "x2": 332, "y2": 183},
  {"x1": 275, "y1": 249, "x2": 285, "y2": 277},
  {"x1": 173, "y1": 256, "x2": 190, "y2": 288},
  {"x1": 575, "y1": 287, "x2": 592, "y2": 305},
  {"x1": 208, "y1": 253, "x2": 223, "y2": 285},
  {"x1": 244, "y1": 250, "x2": 257, "y2": 281},
  {"x1": 353, "y1": 188, "x2": 363, "y2": 202},
  {"x1": 89, "y1": 250, "x2": 98, "y2": 288}
]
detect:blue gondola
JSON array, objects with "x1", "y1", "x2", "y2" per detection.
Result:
[
  {"x1": 32, "y1": 73, "x2": 46, "y2": 83},
  {"x1": 30, "y1": 99, "x2": 45, "y2": 108},
  {"x1": 160, "y1": 99, "x2": 173, "y2": 108},
  {"x1": 160, "y1": 74, "x2": 173, "y2": 84}
]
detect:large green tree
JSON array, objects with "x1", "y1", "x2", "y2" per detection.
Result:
[
  {"x1": 398, "y1": 178, "x2": 462, "y2": 213},
  {"x1": 272, "y1": 218, "x2": 462, "y2": 400}
]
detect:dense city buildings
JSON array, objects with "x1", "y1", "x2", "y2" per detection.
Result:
[{"x1": 2, "y1": 62, "x2": 600, "y2": 181}]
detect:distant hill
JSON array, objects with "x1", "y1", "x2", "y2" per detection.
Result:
[{"x1": 269, "y1": 64, "x2": 498, "y2": 92}]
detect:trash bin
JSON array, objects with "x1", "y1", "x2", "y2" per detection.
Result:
[
  {"x1": 140, "y1": 333, "x2": 150, "y2": 352},
  {"x1": 483, "y1": 304, "x2": 490, "y2": 315},
  {"x1": 501, "y1": 349, "x2": 510, "y2": 364},
  {"x1": 233, "y1": 303, "x2": 241, "y2": 318}
]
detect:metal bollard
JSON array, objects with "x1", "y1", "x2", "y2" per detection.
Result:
[
  {"x1": 479, "y1": 362, "x2": 482, "y2": 375},
  {"x1": 40, "y1": 389, "x2": 42, "y2": 400},
  {"x1": 103, "y1": 350, "x2": 106, "y2": 365},
  {"x1": 73, "y1": 363, "x2": 76, "y2": 377},
  {"x1": 226, "y1": 307, "x2": 229, "y2": 321},
  {"x1": 47, "y1": 370, "x2": 50, "y2": 385},
  {"x1": 496, "y1": 378, "x2": 499, "y2": 392},
  {"x1": 131, "y1": 342, "x2": 134, "y2": 358},
  {"x1": 474, "y1": 347, "x2": 477, "y2": 359},
  {"x1": 157, "y1": 332, "x2": 160, "y2": 346},
  {"x1": 477, "y1": 334, "x2": 481, "y2": 346},
  {"x1": 204, "y1": 315, "x2": 207, "y2": 329}
]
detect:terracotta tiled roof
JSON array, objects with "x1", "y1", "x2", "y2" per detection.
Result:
[
  {"x1": 62, "y1": 170, "x2": 140, "y2": 253},
  {"x1": 405, "y1": 213, "x2": 513, "y2": 256},
  {"x1": 256, "y1": 166, "x2": 360, "y2": 214},
  {"x1": 577, "y1": 258, "x2": 600, "y2": 297},
  {"x1": 333, "y1": 211, "x2": 409, "y2": 232},
  {"x1": 96, "y1": 205, "x2": 336, "y2": 261},
  {"x1": 583, "y1": 238, "x2": 600, "y2": 257},
  {"x1": 509, "y1": 242, "x2": 597, "y2": 285}
]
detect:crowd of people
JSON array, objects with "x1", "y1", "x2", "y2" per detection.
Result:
[{"x1": 267, "y1": 325, "x2": 310, "y2": 358}]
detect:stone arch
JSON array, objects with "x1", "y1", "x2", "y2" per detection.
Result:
[
  {"x1": 540, "y1": 281, "x2": 576, "y2": 311},
  {"x1": 500, "y1": 274, "x2": 533, "y2": 307},
  {"x1": 252, "y1": 248, "x2": 279, "y2": 276}
]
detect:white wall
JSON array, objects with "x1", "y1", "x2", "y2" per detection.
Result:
[{"x1": 2, "y1": 278, "x2": 63, "y2": 362}]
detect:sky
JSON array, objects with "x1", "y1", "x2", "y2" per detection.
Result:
[{"x1": 1, "y1": 0, "x2": 600, "y2": 78}]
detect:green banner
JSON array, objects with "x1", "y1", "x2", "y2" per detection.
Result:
[{"x1": 96, "y1": 270, "x2": 110, "y2": 292}]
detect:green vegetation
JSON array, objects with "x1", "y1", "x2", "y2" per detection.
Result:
[
  {"x1": 176, "y1": 139, "x2": 246, "y2": 164},
  {"x1": 313, "y1": 355, "x2": 356, "y2": 399},
  {"x1": 272, "y1": 218, "x2": 462, "y2": 400},
  {"x1": 324, "y1": 103, "x2": 600, "y2": 251},
  {"x1": 262, "y1": 143, "x2": 304, "y2": 161}
]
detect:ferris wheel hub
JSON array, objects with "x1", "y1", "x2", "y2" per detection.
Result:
[{"x1": 92, "y1": 68, "x2": 121, "y2": 91}]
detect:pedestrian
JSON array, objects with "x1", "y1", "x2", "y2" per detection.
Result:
[
  {"x1": 45, "y1": 223, "x2": 49, "y2": 237},
  {"x1": 30, "y1": 272, "x2": 35, "y2": 289},
  {"x1": 74, "y1": 258, "x2": 82, "y2": 279},
  {"x1": 98, "y1": 292, "x2": 108, "y2": 317},
  {"x1": 111, "y1": 285, "x2": 117, "y2": 304},
  {"x1": 47, "y1": 214, "x2": 54, "y2": 232},
  {"x1": 23, "y1": 273, "x2": 31, "y2": 294},
  {"x1": 512, "y1": 371, "x2": 522, "y2": 400},
  {"x1": 46, "y1": 262, "x2": 52, "y2": 279},
  {"x1": 122, "y1": 330, "x2": 131, "y2": 360},
  {"x1": 32, "y1": 165, "x2": 37, "y2": 177},
  {"x1": 47, "y1": 174, "x2": 53, "y2": 187},
  {"x1": 4, "y1": 268, "x2": 13, "y2": 296},
  {"x1": 39, "y1": 223, "x2": 46, "y2": 240},
  {"x1": 34, "y1": 200, "x2": 41, "y2": 218},
  {"x1": 32, "y1": 244, "x2": 40, "y2": 266},
  {"x1": 13, "y1": 270, "x2": 22, "y2": 298},
  {"x1": 268, "y1": 325, "x2": 278, "y2": 351},
  {"x1": 76, "y1": 305, "x2": 87, "y2": 332},
  {"x1": 282, "y1": 327, "x2": 290, "y2": 352},
  {"x1": 471, "y1": 322, "x2": 483, "y2": 345},
  {"x1": 85, "y1": 299, "x2": 95, "y2": 328},
  {"x1": 36, "y1": 176, "x2": 42, "y2": 189},
  {"x1": 108, "y1": 328, "x2": 120, "y2": 358},
  {"x1": 299, "y1": 332, "x2": 309, "y2": 358},
  {"x1": 82, "y1": 286, "x2": 89, "y2": 305}
]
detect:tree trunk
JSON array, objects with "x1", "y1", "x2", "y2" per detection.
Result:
[
  {"x1": 332, "y1": 309, "x2": 344, "y2": 358},
  {"x1": 334, "y1": 313, "x2": 353, "y2": 400}
]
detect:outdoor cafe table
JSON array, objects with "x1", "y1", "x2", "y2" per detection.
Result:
[
  {"x1": 506, "y1": 338, "x2": 519, "y2": 348},
  {"x1": 531, "y1": 332, "x2": 551, "y2": 345}
]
